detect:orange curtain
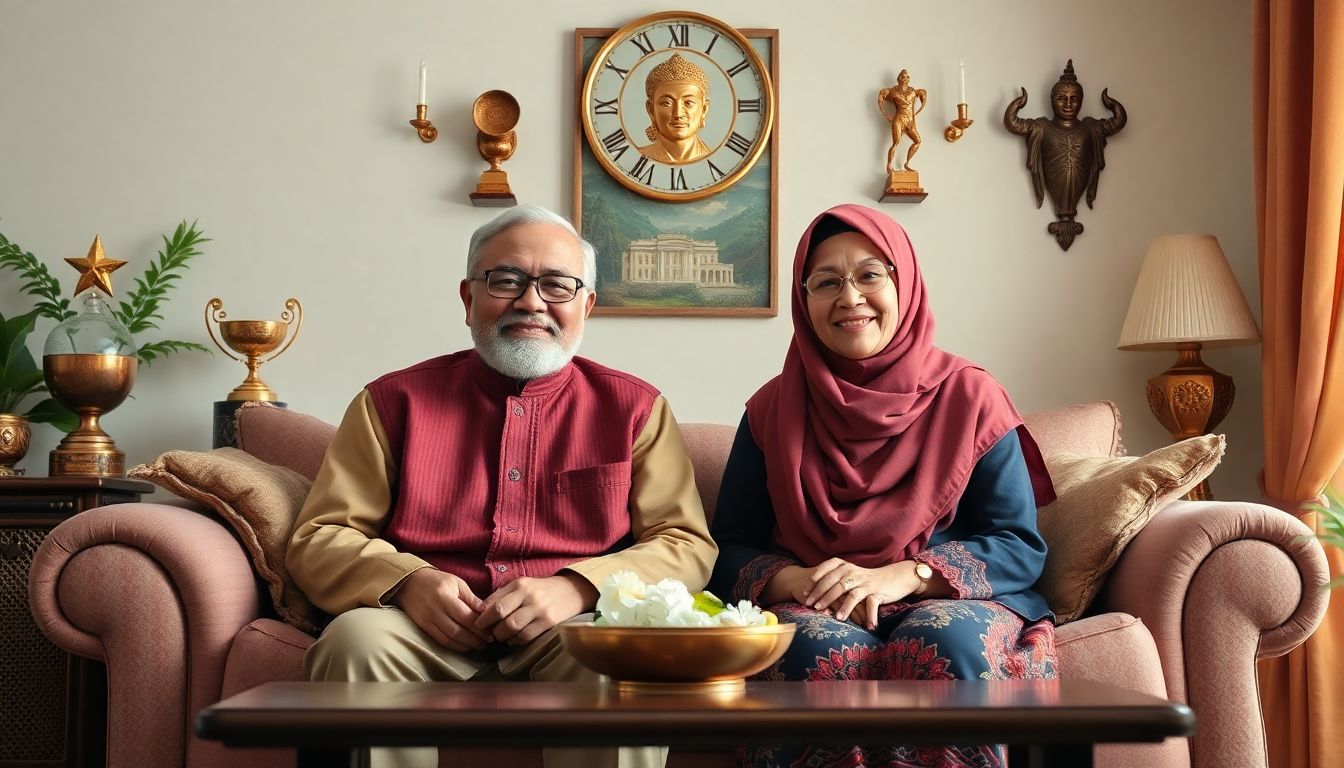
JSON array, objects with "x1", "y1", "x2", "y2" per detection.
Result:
[{"x1": 1253, "y1": 0, "x2": 1344, "y2": 766}]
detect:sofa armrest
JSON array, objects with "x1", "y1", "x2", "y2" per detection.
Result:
[
  {"x1": 1094, "y1": 499, "x2": 1329, "y2": 768},
  {"x1": 28, "y1": 502, "x2": 264, "y2": 768}
]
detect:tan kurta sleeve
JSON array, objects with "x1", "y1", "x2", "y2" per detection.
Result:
[
  {"x1": 286, "y1": 389, "x2": 430, "y2": 614},
  {"x1": 563, "y1": 395, "x2": 718, "y2": 592}
]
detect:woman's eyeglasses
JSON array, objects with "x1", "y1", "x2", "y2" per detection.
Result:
[{"x1": 801, "y1": 263, "x2": 894, "y2": 300}]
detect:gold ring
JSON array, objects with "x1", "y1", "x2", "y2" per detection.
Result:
[{"x1": 842, "y1": 578, "x2": 856, "y2": 591}]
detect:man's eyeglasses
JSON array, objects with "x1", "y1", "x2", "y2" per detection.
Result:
[
  {"x1": 476, "y1": 268, "x2": 585, "y2": 304},
  {"x1": 801, "y1": 262, "x2": 894, "y2": 300}
]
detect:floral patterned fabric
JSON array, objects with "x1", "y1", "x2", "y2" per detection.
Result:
[{"x1": 741, "y1": 601, "x2": 1057, "y2": 768}]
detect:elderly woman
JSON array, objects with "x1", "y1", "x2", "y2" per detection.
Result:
[{"x1": 709, "y1": 204, "x2": 1058, "y2": 768}]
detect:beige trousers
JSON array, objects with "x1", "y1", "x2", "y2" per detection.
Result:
[{"x1": 306, "y1": 607, "x2": 667, "y2": 768}]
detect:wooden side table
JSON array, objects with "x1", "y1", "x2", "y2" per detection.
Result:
[{"x1": 0, "y1": 476, "x2": 154, "y2": 768}]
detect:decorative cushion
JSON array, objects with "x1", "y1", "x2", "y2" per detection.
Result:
[
  {"x1": 1037, "y1": 434, "x2": 1226, "y2": 622},
  {"x1": 235, "y1": 402, "x2": 337, "y2": 482},
  {"x1": 1023, "y1": 400, "x2": 1125, "y2": 461},
  {"x1": 129, "y1": 447, "x2": 322, "y2": 632}
]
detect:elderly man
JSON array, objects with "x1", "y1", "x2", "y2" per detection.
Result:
[{"x1": 287, "y1": 204, "x2": 716, "y2": 768}]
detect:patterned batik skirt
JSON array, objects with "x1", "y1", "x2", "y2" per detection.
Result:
[{"x1": 738, "y1": 599, "x2": 1058, "y2": 768}]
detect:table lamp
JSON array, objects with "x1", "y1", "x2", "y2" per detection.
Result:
[{"x1": 1117, "y1": 234, "x2": 1261, "y2": 500}]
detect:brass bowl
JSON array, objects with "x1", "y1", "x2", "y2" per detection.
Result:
[
  {"x1": 218, "y1": 320, "x2": 287, "y2": 357},
  {"x1": 473, "y1": 90, "x2": 520, "y2": 136},
  {"x1": 556, "y1": 621, "x2": 795, "y2": 693},
  {"x1": 43, "y1": 354, "x2": 136, "y2": 413}
]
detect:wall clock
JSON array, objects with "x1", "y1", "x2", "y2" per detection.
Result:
[{"x1": 579, "y1": 10, "x2": 775, "y2": 202}]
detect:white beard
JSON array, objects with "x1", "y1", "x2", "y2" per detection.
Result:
[{"x1": 471, "y1": 311, "x2": 581, "y2": 380}]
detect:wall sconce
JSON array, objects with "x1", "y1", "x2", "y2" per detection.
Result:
[
  {"x1": 944, "y1": 59, "x2": 973, "y2": 142},
  {"x1": 409, "y1": 59, "x2": 437, "y2": 143},
  {"x1": 410, "y1": 104, "x2": 438, "y2": 143},
  {"x1": 945, "y1": 103, "x2": 974, "y2": 142}
]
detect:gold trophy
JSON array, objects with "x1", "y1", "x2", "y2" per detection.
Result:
[
  {"x1": 469, "y1": 89, "x2": 520, "y2": 207},
  {"x1": 205, "y1": 298, "x2": 302, "y2": 402}
]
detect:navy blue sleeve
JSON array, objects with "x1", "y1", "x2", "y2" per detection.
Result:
[
  {"x1": 707, "y1": 412, "x2": 800, "y2": 603},
  {"x1": 919, "y1": 429, "x2": 1049, "y2": 600}
]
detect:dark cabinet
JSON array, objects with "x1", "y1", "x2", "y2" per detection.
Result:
[{"x1": 0, "y1": 477, "x2": 153, "y2": 768}]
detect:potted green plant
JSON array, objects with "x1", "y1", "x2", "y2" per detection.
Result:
[
  {"x1": 0, "y1": 222, "x2": 211, "y2": 473},
  {"x1": 1307, "y1": 486, "x2": 1344, "y2": 589},
  {"x1": 0, "y1": 309, "x2": 75, "y2": 474}
]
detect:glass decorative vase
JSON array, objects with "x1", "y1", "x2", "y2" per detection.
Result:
[{"x1": 42, "y1": 292, "x2": 137, "y2": 476}]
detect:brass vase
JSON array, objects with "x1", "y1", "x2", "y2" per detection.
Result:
[
  {"x1": 44, "y1": 355, "x2": 137, "y2": 476},
  {"x1": 0, "y1": 414, "x2": 31, "y2": 476},
  {"x1": 469, "y1": 89, "x2": 520, "y2": 206}
]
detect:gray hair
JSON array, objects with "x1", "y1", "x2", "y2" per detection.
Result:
[{"x1": 466, "y1": 204, "x2": 597, "y2": 287}]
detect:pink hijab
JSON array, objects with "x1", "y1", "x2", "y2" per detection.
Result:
[{"x1": 745, "y1": 204, "x2": 1054, "y2": 568}]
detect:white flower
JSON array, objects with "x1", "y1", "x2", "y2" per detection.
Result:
[
  {"x1": 637, "y1": 578, "x2": 695, "y2": 626},
  {"x1": 595, "y1": 570, "x2": 647, "y2": 626},
  {"x1": 716, "y1": 600, "x2": 767, "y2": 627},
  {"x1": 594, "y1": 572, "x2": 770, "y2": 627}
]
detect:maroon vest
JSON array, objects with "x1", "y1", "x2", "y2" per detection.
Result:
[{"x1": 366, "y1": 351, "x2": 660, "y2": 597}]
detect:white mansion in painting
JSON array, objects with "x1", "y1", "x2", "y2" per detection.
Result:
[{"x1": 621, "y1": 233, "x2": 735, "y2": 286}]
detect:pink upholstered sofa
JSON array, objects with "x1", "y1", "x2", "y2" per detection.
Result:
[{"x1": 28, "y1": 401, "x2": 1329, "y2": 768}]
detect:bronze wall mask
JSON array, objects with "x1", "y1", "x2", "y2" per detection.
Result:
[{"x1": 1004, "y1": 60, "x2": 1128, "y2": 251}]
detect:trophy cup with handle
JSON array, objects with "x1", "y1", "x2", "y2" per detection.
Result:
[{"x1": 205, "y1": 297, "x2": 302, "y2": 446}]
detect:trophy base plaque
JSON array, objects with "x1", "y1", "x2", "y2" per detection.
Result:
[
  {"x1": 214, "y1": 400, "x2": 288, "y2": 449},
  {"x1": 880, "y1": 170, "x2": 928, "y2": 204},
  {"x1": 50, "y1": 427, "x2": 125, "y2": 477},
  {"x1": 50, "y1": 448, "x2": 124, "y2": 478},
  {"x1": 471, "y1": 170, "x2": 517, "y2": 207}
]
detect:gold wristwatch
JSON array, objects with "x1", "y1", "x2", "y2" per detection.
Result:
[{"x1": 912, "y1": 561, "x2": 934, "y2": 596}]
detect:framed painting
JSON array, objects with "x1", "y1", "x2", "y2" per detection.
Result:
[{"x1": 573, "y1": 23, "x2": 779, "y2": 317}]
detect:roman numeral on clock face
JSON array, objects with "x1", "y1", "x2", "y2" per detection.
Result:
[
  {"x1": 603, "y1": 60, "x2": 629, "y2": 80},
  {"x1": 630, "y1": 155, "x2": 655, "y2": 185},
  {"x1": 630, "y1": 32, "x2": 655, "y2": 56},
  {"x1": 706, "y1": 159, "x2": 725, "y2": 181},
  {"x1": 669, "y1": 168, "x2": 688, "y2": 191},
  {"x1": 725, "y1": 132, "x2": 752, "y2": 156},
  {"x1": 668, "y1": 24, "x2": 689, "y2": 47},
  {"x1": 727, "y1": 59, "x2": 750, "y2": 77},
  {"x1": 737, "y1": 98, "x2": 761, "y2": 113},
  {"x1": 602, "y1": 129, "x2": 630, "y2": 162},
  {"x1": 593, "y1": 97, "x2": 618, "y2": 115}
]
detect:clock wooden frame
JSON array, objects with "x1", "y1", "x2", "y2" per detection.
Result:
[{"x1": 573, "y1": 24, "x2": 780, "y2": 317}]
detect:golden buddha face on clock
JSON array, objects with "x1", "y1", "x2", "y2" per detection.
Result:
[{"x1": 581, "y1": 11, "x2": 775, "y2": 202}]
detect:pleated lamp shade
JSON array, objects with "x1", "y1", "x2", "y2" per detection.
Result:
[{"x1": 1117, "y1": 234, "x2": 1261, "y2": 350}]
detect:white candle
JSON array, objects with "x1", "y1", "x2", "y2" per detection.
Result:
[
  {"x1": 959, "y1": 59, "x2": 966, "y2": 104},
  {"x1": 418, "y1": 60, "x2": 427, "y2": 105}
]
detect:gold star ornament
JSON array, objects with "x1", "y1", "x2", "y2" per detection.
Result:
[{"x1": 65, "y1": 236, "x2": 128, "y2": 297}]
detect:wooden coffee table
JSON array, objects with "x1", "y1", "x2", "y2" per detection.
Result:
[{"x1": 196, "y1": 679, "x2": 1193, "y2": 767}]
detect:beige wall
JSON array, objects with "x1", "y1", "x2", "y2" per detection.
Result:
[{"x1": 0, "y1": 0, "x2": 1262, "y2": 500}]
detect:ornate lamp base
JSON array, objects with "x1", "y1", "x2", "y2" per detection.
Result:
[{"x1": 1144, "y1": 343, "x2": 1234, "y2": 500}]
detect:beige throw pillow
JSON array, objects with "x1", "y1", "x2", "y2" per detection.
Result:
[
  {"x1": 1037, "y1": 434, "x2": 1226, "y2": 622},
  {"x1": 130, "y1": 447, "x2": 322, "y2": 633}
]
